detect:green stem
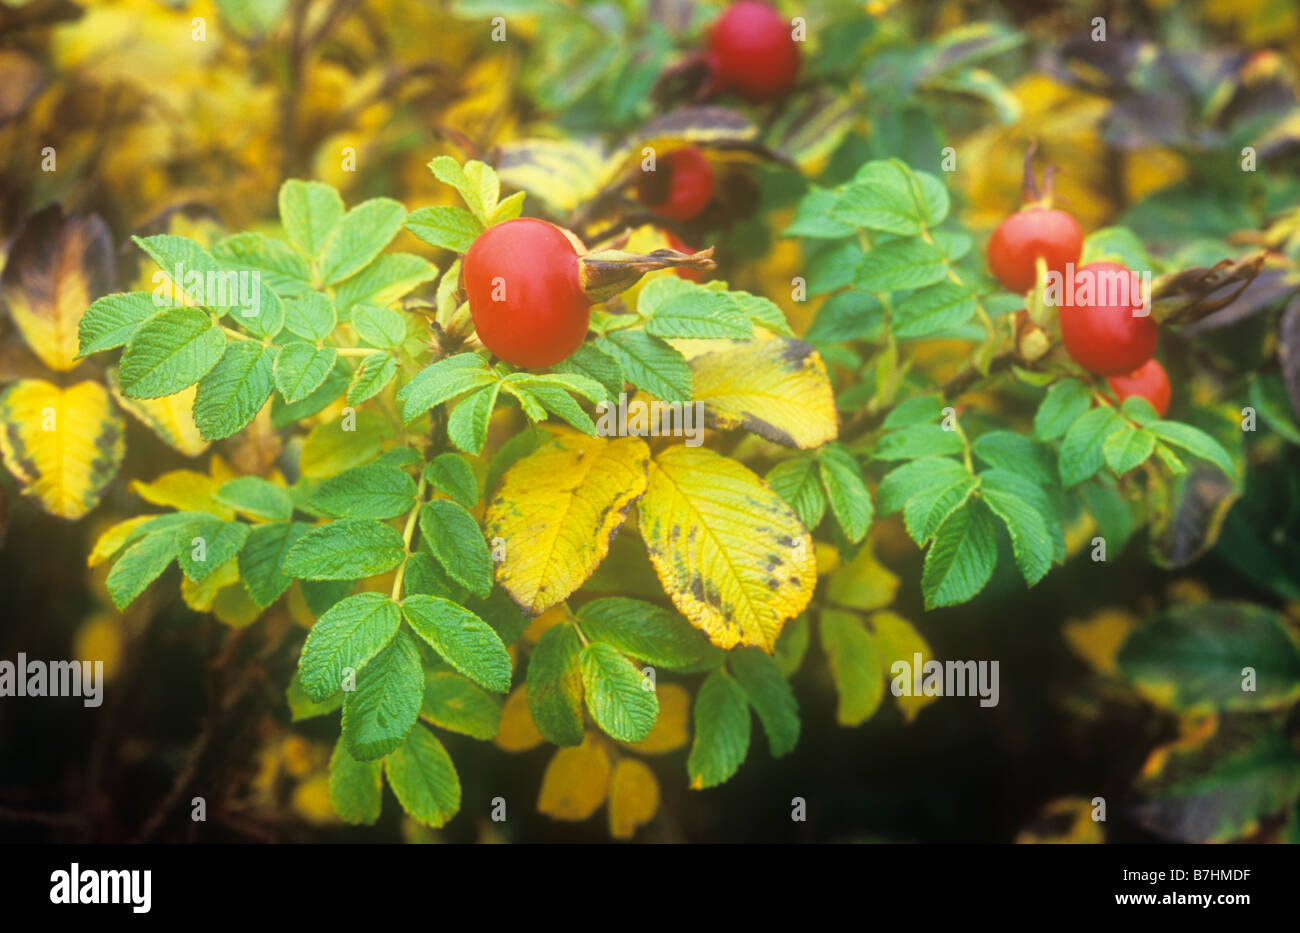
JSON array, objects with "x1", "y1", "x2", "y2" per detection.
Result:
[{"x1": 391, "y1": 476, "x2": 428, "y2": 602}]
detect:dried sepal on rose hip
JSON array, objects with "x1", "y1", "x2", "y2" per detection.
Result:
[{"x1": 463, "y1": 218, "x2": 715, "y2": 368}]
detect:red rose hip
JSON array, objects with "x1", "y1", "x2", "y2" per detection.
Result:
[
  {"x1": 987, "y1": 207, "x2": 1083, "y2": 293},
  {"x1": 1057, "y1": 261, "x2": 1157, "y2": 376},
  {"x1": 706, "y1": 1, "x2": 800, "y2": 102},
  {"x1": 463, "y1": 218, "x2": 591, "y2": 368},
  {"x1": 638, "y1": 147, "x2": 714, "y2": 222},
  {"x1": 1107, "y1": 358, "x2": 1170, "y2": 417}
]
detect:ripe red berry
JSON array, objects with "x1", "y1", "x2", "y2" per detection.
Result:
[
  {"x1": 665, "y1": 231, "x2": 707, "y2": 282},
  {"x1": 986, "y1": 207, "x2": 1083, "y2": 293},
  {"x1": 637, "y1": 147, "x2": 714, "y2": 222},
  {"x1": 706, "y1": 1, "x2": 800, "y2": 102},
  {"x1": 463, "y1": 218, "x2": 591, "y2": 368},
  {"x1": 1057, "y1": 261, "x2": 1157, "y2": 376},
  {"x1": 1107, "y1": 358, "x2": 1170, "y2": 417}
]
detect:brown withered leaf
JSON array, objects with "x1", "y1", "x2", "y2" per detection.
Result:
[{"x1": 1150, "y1": 252, "x2": 1266, "y2": 326}]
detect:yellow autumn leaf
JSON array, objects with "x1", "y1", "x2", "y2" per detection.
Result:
[
  {"x1": 486, "y1": 430, "x2": 650, "y2": 615},
  {"x1": 868, "y1": 611, "x2": 936, "y2": 723},
  {"x1": 88, "y1": 515, "x2": 154, "y2": 567},
  {"x1": 495, "y1": 138, "x2": 622, "y2": 215},
  {"x1": 638, "y1": 445, "x2": 815, "y2": 651},
  {"x1": 74, "y1": 611, "x2": 124, "y2": 681},
  {"x1": 689, "y1": 337, "x2": 838, "y2": 449},
  {"x1": 1015, "y1": 797, "x2": 1105, "y2": 844},
  {"x1": 0, "y1": 379, "x2": 124, "y2": 519},
  {"x1": 108, "y1": 371, "x2": 208, "y2": 457},
  {"x1": 607, "y1": 758, "x2": 660, "y2": 840},
  {"x1": 495, "y1": 685, "x2": 545, "y2": 753},
  {"x1": 1062, "y1": 608, "x2": 1140, "y2": 677},
  {"x1": 181, "y1": 558, "x2": 240, "y2": 613},
  {"x1": 826, "y1": 542, "x2": 899, "y2": 611},
  {"x1": 537, "y1": 732, "x2": 610, "y2": 821},
  {"x1": 129, "y1": 469, "x2": 234, "y2": 519},
  {"x1": 623, "y1": 683, "x2": 690, "y2": 754},
  {"x1": 0, "y1": 206, "x2": 113, "y2": 372}
]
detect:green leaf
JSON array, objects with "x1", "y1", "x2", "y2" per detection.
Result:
[
  {"x1": 288, "y1": 673, "x2": 343, "y2": 721},
  {"x1": 342, "y1": 629, "x2": 423, "y2": 760},
  {"x1": 891, "y1": 282, "x2": 978, "y2": 338},
  {"x1": 421, "y1": 671, "x2": 501, "y2": 739},
  {"x1": 132, "y1": 234, "x2": 280, "y2": 322},
  {"x1": 274, "y1": 342, "x2": 338, "y2": 403},
  {"x1": 551, "y1": 342, "x2": 624, "y2": 403},
  {"x1": 428, "y1": 156, "x2": 496, "y2": 224},
  {"x1": 384, "y1": 723, "x2": 461, "y2": 828},
  {"x1": 639, "y1": 277, "x2": 752, "y2": 339},
  {"x1": 177, "y1": 518, "x2": 250, "y2": 583},
  {"x1": 279, "y1": 180, "x2": 345, "y2": 259},
  {"x1": 729, "y1": 647, "x2": 799, "y2": 756},
  {"x1": 526, "y1": 623, "x2": 585, "y2": 747},
  {"x1": 979, "y1": 469, "x2": 1054, "y2": 586},
  {"x1": 817, "y1": 443, "x2": 873, "y2": 543},
  {"x1": 351, "y1": 303, "x2": 407, "y2": 350},
  {"x1": 726, "y1": 289, "x2": 794, "y2": 336},
  {"x1": 819, "y1": 609, "x2": 883, "y2": 726},
  {"x1": 215, "y1": 476, "x2": 293, "y2": 521},
  {"x1": 118, "y1": 307, "x2": 226, "y2": 399},
  {"x1": 766, "y1": 458, "x2": 827, "y2": 531},
  {"x1": 298, "y1": 591, "x2": 402, "y2": 701},
  {"x1": 576, "y1": 597, "x2": 725, "y2": 672},
  {"x1": 688, "y1": 670, "x2": 751, "y2": 789},
  {"x1": 418, "y1": 499, "x2": 492, "y2": 597},
  {"x1": 1148, "y1": 420, "x2": 1235, "y2": 478},
  {"x1": 402, "y1": 594, "x2": 512, "y2": 692},
  {"x1": 310, "y1": 461, "x2": 417, "y2": 520},
  {"x1": 402, "y1": 551, "x2": 458, "y2": 600},
  {"x1": 1103, "y1": 425, "x2": 1157, "y2": 475},
  {"x1": 320, "y1": 198, "x2": 406, "y2": 286},
  {"x1": 971, "y1": 431, "x2": 1057, "y2": 488},
  {"x1": 874, "y1": 423, "x2": 965, "y2": 460},
  {"x1": 212, "y1": 232, "x2": 312, "y2": 297},
  {"x1": 238, "y1": 520, "x2": 310, "y2": 608},
  {"x1": 1120, "y1": 395, "x2": 1161, "y2": 426},
  {"x1": 787, "y1": 185, "x2": 857, "y2": 239},
  {"x1": 1118, "y1": 601, "x2": 1300, "y2": 712},
  {"x1": 283, "y1": 518, "x2": 407, "y2": 580},
  {"x1": 855, "y1": 238, "x2": 948, "y2": 291},
  {"x1": 1059, "y1": 406, "x2": 1124, "y2": 487},
  {"x1": 596, "y1": 330, "x2": 692, "y2": 403},
  {"x1": 405, "y1": 206, "x2": 484, "y2": 253},
  {"x1": 921, "y1": 500, "x2": 998, "y2": 609},
  {"x1": 334, "y1": 254, "x2": 437, "y2": 316},
  {"x1": 346, "y1": 352, "x2": 397, "y2": 405},
  {"x1": 329, "y1": 738, "x2": 382, "y2": 825},
  {"x1": 877, "y1": 455, "x2": 969, "y2": 514},
  {"x1": 806, "y1": 239, "x2": 862, "y2": 295},
  {"x1": 398, "y1": 352, "x2": 495, "y2": 421},
  {"x1": 447, "y1": 383, "x2": 502, "y2": 455},
  {"x1": 78, "y1": 293, "x2": 158, "y2": 357},
  {"x1": 283, "y1": 292, "x2": 337, "y2": 341},
  {"x1": 1034, "y1": 378, "x2": 1091, "y2": 441},
  {"x1": 193, "y1": 341, "x2": 276, "y2": 441},
  {"x1": 423, "y1": 453, "x2": 479, "y2": 509},
  {"x1": 106, "y1": 530, "x2": 178, "y2": 609},
  {"x1": 882, "y1": 394, "x2": 942, "y2": 429},
  {"x1": 579, "y1": 642, "x2": 659, "y2": 742},
  {"x1": 902, "y1": 472, "x2": 978, "y2": 544},
  {"x1": 831, "y1": 159, "x2": 947, "y2": 234}
]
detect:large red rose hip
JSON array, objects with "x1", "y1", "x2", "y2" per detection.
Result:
[
  {"x1": 706, "y1": 2, "x2": 800, "y2": 102},
  {"x1": 1107, "y1": 358, "x2": 1171, "y2": 417},
  {"x1": 1057, "y1": 261, "x2": 1157, "y2": 376},
  {"x1": 986, "y1": 207, "x2": 1083, "y2": 293},
  {"x1": 463, "y1": 218, "x2": 591, "y2": 369}
]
